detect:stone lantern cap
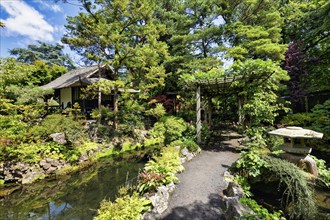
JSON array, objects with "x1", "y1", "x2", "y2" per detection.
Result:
[{"x1": 268, "y1": 126, "x2": 323, "y2": 139}]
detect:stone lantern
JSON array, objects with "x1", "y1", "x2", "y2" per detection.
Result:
[{"x1": 268, "y1": 126, "x2": 323, "y2": 177}]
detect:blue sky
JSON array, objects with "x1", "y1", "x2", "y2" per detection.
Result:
[{"x1": 0, "y1": 0, "x2": 82, "y2": 60}]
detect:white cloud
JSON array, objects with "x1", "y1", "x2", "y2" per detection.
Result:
[
  {"x1": 35, "y1": 0, "x2": 62, "y2": 12},
  {"x1": 0, "y1": 0, "x2": 55, "y2": 42}
]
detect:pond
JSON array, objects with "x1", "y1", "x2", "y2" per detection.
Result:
[{"x1": 0, "y1": 160, "x2": 145, "y2": 220}]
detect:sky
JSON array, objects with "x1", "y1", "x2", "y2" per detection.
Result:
[{"x1": 0, "y1": 0, "x2": 82, "y2": 61}]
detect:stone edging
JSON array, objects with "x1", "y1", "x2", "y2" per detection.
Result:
[{"x1": 142, "y1": 147, "x2": 201, "y2": 220}]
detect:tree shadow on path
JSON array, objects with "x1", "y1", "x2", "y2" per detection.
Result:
[{"x1": 161, "y1": 193, "x2": 225, "y2": 220}]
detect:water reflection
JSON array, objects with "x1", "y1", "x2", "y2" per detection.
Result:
[{"x1": 0, "y1": 161, "x2": 144, "y2": 220}]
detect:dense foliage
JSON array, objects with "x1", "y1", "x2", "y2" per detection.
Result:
[
  {"x1": 138, "y1": 146, "x2": 183, "y2": 193},
  {"x1": 281, "y1": 99, "x2": 330, "y2": 152},
  {"x1": 1, "y1": 0, "x2": 329, "y2": 218},
  {"x1": 95, "y1": 191, "x2": 151, "y2": 220},
  {"x1": 233, "y1": 152, "x2": 318, "y2": 220}
]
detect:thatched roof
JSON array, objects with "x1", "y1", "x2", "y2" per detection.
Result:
[{"x1": 41, "y1": 65, "x2": 110, "y2": 89}]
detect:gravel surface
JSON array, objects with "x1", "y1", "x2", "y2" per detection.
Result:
[{"x1": 160, "y1": 148, "x2": 240, "y2": 220}]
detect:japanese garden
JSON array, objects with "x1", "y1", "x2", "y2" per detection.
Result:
[{"x1": 0, "y1": 0, "x2": 329, "y2": 219}]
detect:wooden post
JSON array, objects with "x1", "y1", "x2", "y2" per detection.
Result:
[
  {"x1": 196, "y1": 86, "x2": 201, "y2": 143},
  {"x1": 114, "y1": 89, "x2": 118, "y2": 130},
  {"x1": 98, "y1": 64, "x2": 102, "y2": 109},
  {"x1": 98, "y1": 88, "x2": 102, "y2": 109},
  {"x1": 238, "y1": 96, "x2": 243, "y2": 125},
  {"x1": 208, "y1": 97, "x2": 212, "y2": 128}
]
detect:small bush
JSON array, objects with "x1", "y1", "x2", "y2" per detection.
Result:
[
  {"x1": 119, "y1": 98, "x2": 145, "y2": 134},
  {"x1": 233, "y1": 151, "x2": 269, "y2": 178},
  {"x1": 138, "y1": 146, "x2": 183, "y2": 193},
  {"x1": 145, "y1": 103, "x2": 166, "y2": 119},
  {"x1": 94, "y1": 192, "x2": 151, "y2": 220},
  {"x1": 233, "y1": 153, "x2": 317, "y2": 219},
  {"x1": 280, "y1": 113, "x2": 313, "y2": 127},
  {"x1": 30, "y1": 114, "x2": 87, "y2": 144},
  {"x1": 0, "y1": 115, "x2": 28, "y2": 144},
  {"x1": 170, "y1": 139, "x2": 199, "y2": 152},
  {"x1": 5, "y1": 142, "x2": 80, "y2": 163},
  {"x1": 262, "y1": 156, "x2": 317, "y2": 220},
  {"x1": 149, "y1": 116, "x2": 188, "y2": 145},
  {"x1": 240, "y1": 197, "x2": 285, "y2": 220}
]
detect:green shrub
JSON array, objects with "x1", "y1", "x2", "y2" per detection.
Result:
[
  {"x1": 118, "y1": 98, "x2": 145, "y2": 133},
  {"x1": 233, "y1": 151, "x2": 269, "y2": 178},
  {"x1": 234, "y1": 154, "x2": 317, "y2": 219},
  {"x1": 121, "y1": 141, "x2": 142, "y2": 152},
  {"x1": 148, "y1": 121, "x2": 166, "y2": 138},
  {"x1": 78, "y1": 142, "x2": 99, "y2": 154},
  {"x1": 94, "y1": 192, "x2": 151, "y2": 220},
  {"x1": 280, "y1": 100, "x2": 330, "y2": 152},
  {"x1": 240, "y1": 197, "x2": 285, "y2": 220},
  {"x1": 4, "y1": 142, "x2": 80, "y2": 163},
  {"x1": 266, "y1": 135, "x2": 284, "y2": 151},
  {"x1": 30, "y1": 114, "x2": 87, "y2": 144},
  {"x1": 145, "y1": 103, "x2": 166, "y2": 119},
  {"x1": 233, "y1": 175, "x2": 252, "y2": 198},
  {"x1": 262, "y1": 156, "x2": 317, "y2": 220},
  {"x1": 144, "y1": 137, "x2": 164, "y2": 149},
  {"x1": 149, "y1": 116, "x2": 188, "y2": 145},
  {"x1": 0, "y1": 115, "x2": 28, "y2": 144},
  {"x1": 244, "y1": 127, "x2": 268, "y2": 148},
  {"x1": 161, "y1": 116, "x2": 187, "y2": 143},
  {"x1": 138, "y1": 146, "x2": 183, "y2": 193},
  {"x1": 91, "y1": 105, "x2": 114, "y2": 122},
  {"x1": 310, "y1": 100, "x2": 330, "y2": 149},
  {"x1": 280, "y1": 113, "x2": 313, "y2": 127},
  {"x1": 169, "y1": 139, "x2": 199, "y2": 152},
  {"x1": 310, "y1": 155, "x2": 330, "y2": 188},
  {"x1": 92, "y1": 124, "x2": 115, "y2": 141}
]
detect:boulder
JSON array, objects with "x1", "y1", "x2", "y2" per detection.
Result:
[
  {"x1": 180, "y1": 147, "x2": 195, "y2": 161},
  {"x1": 142, "y1": 183, "x2": 176, "y2": 219},
  {"x1": 21, "y1": 166, "x2": 45, "y2": 184},
  {"x1": 224, "y1": 197, "x2": 253, "y2": 220},
  {"x1": 181, "y1": 147, "x2": 189, "y2": 156},
  {"x1": 50, "y1": 133, "x2": 67, "y2": 145},
  {"x1": 223, "y1": 181, "x2": 244, "y2": 198},
  {"x1": 150, "y1": 185, "x2": 170, "y2": 214},
  {"x1": 40, "y1": 159, "x2": 51, "y2": 170},
  {"x1": 221, "y1": 172, "x2": 254, "y2": 220}
]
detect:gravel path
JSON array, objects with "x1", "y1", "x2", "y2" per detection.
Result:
[{"x1": 160, "y1": 147, "x2": 240, "y2": 220}]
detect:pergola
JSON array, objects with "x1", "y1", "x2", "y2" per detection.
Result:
[
  {"x1": 184, "y1": 76, "x2": 243, "y2": 143},
  {"x1": 182, "y1": 66, "x2": 277, "y2": 143}
]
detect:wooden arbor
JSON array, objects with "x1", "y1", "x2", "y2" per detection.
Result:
[{"x1": 184, "y1": 76, "x2": 243, "y2": 143}]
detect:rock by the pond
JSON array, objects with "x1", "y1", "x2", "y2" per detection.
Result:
[
  {"x1": 1, "y1": 158, "x2": 72, "y2": 185},
  {"x1": 221, "y1": 171, "x2": 254, "y2": 220},
  {"x1": 224, "y1": 181, "x2": 244, "y2": 198},
  {"x1": 21, "y1": 166, "x2": 45, "y2": 184},
  {"x1": 224, "y1": 197, "x2": 253, "y2": 220},
  {"x1": 50, "y1": 133, "x2": 67, "y2": 145},
  {"x1": 142, "y1": 182, "x2": 176, "y2": 219},
  {"x1": 40, "y1": 159, "x2": 51, "y2": 170}
]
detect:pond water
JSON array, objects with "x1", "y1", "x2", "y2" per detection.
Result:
[{"x1": 0, "y1": 160, "x2": 145, "y2": 220}]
